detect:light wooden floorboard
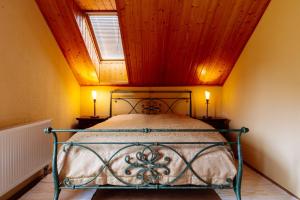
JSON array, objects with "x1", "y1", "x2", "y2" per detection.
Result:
[{"x1": 20, "y1": 165, "x2": 298, "y2": 200}]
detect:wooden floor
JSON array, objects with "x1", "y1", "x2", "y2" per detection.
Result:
[{"x1": 20, "y1": 165, "x2": 297, "y2": 200}]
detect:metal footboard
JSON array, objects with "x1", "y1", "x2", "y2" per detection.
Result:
[{"x1": 45, "y1": 127, "x2": 248, "y2": 200}]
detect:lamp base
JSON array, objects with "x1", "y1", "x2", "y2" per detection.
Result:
[{"x1": 90, "y1": 115, "x2": 99, "y2": 118}]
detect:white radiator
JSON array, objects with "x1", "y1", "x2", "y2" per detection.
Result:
[{"x1": 0, "y1": 120, "x2": 51, "y2": 196}]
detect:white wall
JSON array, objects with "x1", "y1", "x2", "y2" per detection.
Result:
[{"x1": 222, "y1": 0, "x2": 300, "y2": 197}]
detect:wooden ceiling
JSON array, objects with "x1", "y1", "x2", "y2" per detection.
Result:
[
  {"x1": 117, "y1": 0, "x2": 270, "y2": 86},
  {"x1": 75, "y1": 0, "x2": 116, "y2": 11},
  {"x1": 36, "y1": 0, "x2": 270, "y2": 86},
  {"x1": 36, "y1": 0, "x2": 100, "y2": 85}
]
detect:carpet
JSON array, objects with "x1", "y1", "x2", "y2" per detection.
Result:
[{"x1": 92, "y1": 189, "x2": 221, "y2": 200}]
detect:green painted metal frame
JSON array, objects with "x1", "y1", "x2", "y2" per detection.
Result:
[
  {"x1": 45, "y1": 127, "x2": 248, "y2": 200},
  {"x1": 109, "y1": 90, "x2": 192, "y2": 117},
  {"x1": 45, "y1": 91, "x2": 248, "y2": 200}
]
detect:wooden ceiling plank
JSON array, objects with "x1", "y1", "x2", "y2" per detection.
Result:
[
  {"x1": 215, "y1": 0, "x2": 256, "y2": 84},
  {"x1": 201, "y1": 0, "x2": 237, "y2": 85},
  {"x1": 183, "y1": 0, "x2": 213, "y2": 85},
  {"x1": 116, "y1": 0, "x2": 134, "y2": 83},
  {"x1": 196, "y1": 0, "x2": 258, "y2": 85},
  {"x1": 150, "y1": 0, "x2": 162, "y2": 85},
  {"x1": 156, "y1": 0, "x2": 178, "y2": 85},
  {"x1": 180, "y1": 0, "x2": 220, "y2": 85},
  {"x1": 212, "y1": 0, "x2": 245, "y2": 85},
  {"x1": 146, "y1": 0, "x2": 166, "y2": 85},
  {"x1": 190, "y1": 0, "x2": 220, "y2": 85},
  {"x1": 210, "y1": 0, "x2": 258, "y2": 85},
  {"x1": 155, "y1": 0, "x2": 171, "y2": 84},
  {"x1": 137, "y1": 0, "x2": 148, "y2": 85},
  {"x1": 131, "y1": 0, "x2": 142, "y2": 84},
  {"x1": 195, "y1": 0, "x2": 242, "y2": 85},
  {"x1": 148, "y1": 0, "x2": 159, "y2": 85},
  {"x1": 162, "y1": 0, "x2": 177, "y2": 85},
  {"x1": 98, "y1": 0, "x2": 107, "y2": 10},
  {"x1": 109, "y1": 0, "x2": 117, "y2": 10},
  {"x1": 140, "y1": 0, "x2": 150, "y2": 84},
  {"x1": 209, "y1": 0, "x2": 252, "y2": 84},
  {"x1": 164, "y1": 0, "x2": 191, "y2": 84},
  {"x1": 218, "y1": 0, "x2": 271, "y2": 84},
  {"x1": 175, "y1": 0, "x2": 200, "y2": 85},
  {"x1": 125, "y1": 0, "x2": 137, "y2": 84},
  {"x1": 187, "y1": 0, "x2": 220, "y2": 85},
  {"x1": 115, "y1": 0, "x2": 270, "y2": 86},
  {"x1": 157, "y1": 1, "x2": 166, "y2": 84},
  {"x1": 75, "y1": 0, "x2": 116, "y2": 11},
  {"x1": 36, "y1": 0, "x2": 100, "y2": 85},
  {"x1": 102, "y1": 0, "x2": 111, "y2": 10}
]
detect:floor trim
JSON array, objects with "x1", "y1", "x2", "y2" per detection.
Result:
[
  {"x1": 244, "y1": 162, "x2": 300, "y2": 200},
  {"x1": 8, "y1": 176, "x2": 44, "y2": 200},
  {"x1": 6, "y1": 167, "x2": 49, "y2": 200}
]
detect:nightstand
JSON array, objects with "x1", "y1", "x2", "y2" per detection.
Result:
[
  {"x1": 197, "y1": 117, "x2": 230, "y2": 140},
  {"x1": 197, "y1": 117, "x2": 230, "y2": 130},
  {"x1": 76, "y1": 117, "x2": 109, "y2": 129}
]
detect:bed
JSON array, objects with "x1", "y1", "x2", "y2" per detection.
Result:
[{"x1": 45, "y1": 90, "x2": 248, "y2": 200}]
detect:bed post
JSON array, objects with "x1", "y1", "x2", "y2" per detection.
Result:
[
  {"x1": 234, "y1": 127, "x2": 248, "y2": 200},
  {"x1": 45, "y1": 128, "x2": 60, "y2": 200}
]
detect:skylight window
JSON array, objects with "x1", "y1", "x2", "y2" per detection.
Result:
[{"x1": 89, "y1": 13, "x2": 124, "y2": 60}]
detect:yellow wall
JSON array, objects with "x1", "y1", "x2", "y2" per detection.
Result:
[
  {"x1": 0, "y1": 0, "x2": 80, "y2": 198},
  {"x1": 0, "y1": 0, "x2": 80, "y2": 132},
  {"x1": 80, "y1": 86, "x2": 223, "y2": 118},
  {"x1": 222, "y1": 0, "x2": 300, "y2": 197}
]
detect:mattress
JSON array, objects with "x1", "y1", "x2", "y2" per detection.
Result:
[{"x1": 57, "y1": 114, "x2": 236, "y2": 186}]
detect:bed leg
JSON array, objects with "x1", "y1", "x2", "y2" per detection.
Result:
[
  {"x1": 234, "y1": 132, "x2": 243, "y2": 200},
  {"x1": 47, "y1": 129, "x2": 61, "y2": 200},
  {"x1": 54, "y1": 189, "x2": 61, "y2": 200},
  {"x1": 234, "y1": 184, "x2": 241, "y2": 200}
]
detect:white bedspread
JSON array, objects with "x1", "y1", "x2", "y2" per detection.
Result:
[{"x1": 57, "y1": 114, "x2": 236, "y2": 186}]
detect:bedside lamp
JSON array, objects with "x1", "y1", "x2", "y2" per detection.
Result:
[
  {"x1": 91, "y1": 90, "x2": 99, "y2": 118},
  {"x1": 204, "y1": 91, "x2": 211, "y2": 119}
]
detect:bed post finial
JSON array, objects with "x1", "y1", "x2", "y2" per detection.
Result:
[
  {"x1": 241, "y1": 127, "x2": 249, "y2": 133},
  {"x1": 44, "y1": 127, "x2": 53, "y2": 134}
]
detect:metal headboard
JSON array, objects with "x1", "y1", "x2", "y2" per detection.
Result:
[{"x1": 109, "y1": 90, "x2": 192, "y2": 117}]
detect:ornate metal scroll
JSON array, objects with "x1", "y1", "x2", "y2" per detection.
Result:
[
  {"x1": 124, "y1": 146, "x2": 171, "y2": 184},
  {"x1": 45, "y1": 127, "x2": 249, "y2": 200},
  {"x1": 59, "y1": 142, "x2": 233, "y2": 188},
  {"x1": 141, "y1": 99, "x2": 162, "y2": 114},
  {"x1": 110, "y1": 90, "x2": 192, "y2": 117}
]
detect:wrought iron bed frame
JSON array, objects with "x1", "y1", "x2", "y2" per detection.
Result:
[
  {"x1": 109, "y1": 90, "x2": 192, "y2": 117},
  {"x1": 45, "y1": 90, "x2": 249, "y2": 200}
]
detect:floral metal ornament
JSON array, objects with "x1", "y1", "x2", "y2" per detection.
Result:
[
  {"x1": 124, "y1": 146, "x2": 171, "y2": 184},
  {"x1": 141, "y1": 100, "x2": 162, "y2": 114}
]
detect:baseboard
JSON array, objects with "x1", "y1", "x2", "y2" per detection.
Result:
[
  {"x1": 0, "y1": 166, "x2": 50, "y2": 200},
  {"x1": 244, "y1": 162, "x2": 300, "y2": 200}
]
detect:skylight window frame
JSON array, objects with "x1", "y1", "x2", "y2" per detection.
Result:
[{"x1": 86, "y1": 11, "x2": 125, "y2": 61}]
